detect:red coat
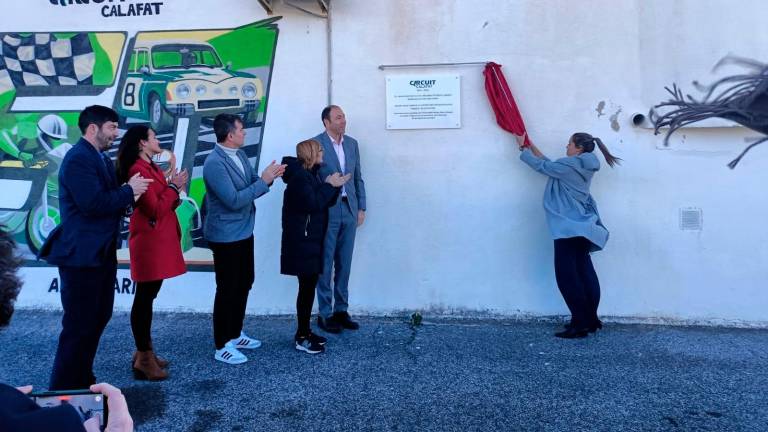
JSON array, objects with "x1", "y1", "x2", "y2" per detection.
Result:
[{"x1": 127, "y1": 158, "x2": 186, "y2": 282}]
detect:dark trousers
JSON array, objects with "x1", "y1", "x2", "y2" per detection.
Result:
[
  {"x1": 130, "y1": 280, "x2": 163, "y2": 352},
  {"x1": 50, "y1": 263, "x2": 116, "y2": 390},
  {"x1": 296, "y1": 274, "x2": 319, "y2": 336},
  {"x1": 553, "y1": 237, "x2": 601, "y2": 329},
  {"x1": 210, "y1": 236, "x2": 254, "y2": 349}
]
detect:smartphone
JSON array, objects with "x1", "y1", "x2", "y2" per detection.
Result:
[{"x1": 29, "y1": 389, "x2": 108, "y2": 429}]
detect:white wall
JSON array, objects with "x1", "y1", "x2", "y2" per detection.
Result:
[{"x1": 12, "y1": 0, "x2": 768, "y2": 325}]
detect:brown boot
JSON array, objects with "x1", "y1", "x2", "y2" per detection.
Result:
[
  {"x1": 132, "y1": 351, "x2": 168, "y2": 381},
  {"x1": 133, "y1": 346, "x2": 170, "y2": 368},
  {"x1": 148, "y1": 340, "x2": 170, "y2": 368}
]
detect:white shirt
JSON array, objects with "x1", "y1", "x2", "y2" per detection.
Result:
[
  {"x1": 328, "y1": 133, "x2": 347, "y2": 197},
  {"x1": 217, "y1": 143, "x2": 245, "y2": 176}
]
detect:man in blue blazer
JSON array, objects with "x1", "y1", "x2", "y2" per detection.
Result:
[
  {"x1": 39, "y1": 105, "x2": 151, "y2": 390},
  {"x1": 315, "y1": 105, "x2": 366, "y2": 333},
  {"x1": 203, "y1": 113, "x2": 285, "y2": 365}
]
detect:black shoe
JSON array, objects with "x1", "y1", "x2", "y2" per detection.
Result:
[
  {"x1": 308, "y1": 332, "x2": 327, "y2": 346},
  {"x1": 554, "y1": 327, "x2": 589, "y2": 339},
  {"x1": 588, "y1": 319, "x2": 603, "y2": 333},
  {"x1": 317, "y1": 316, "x2": 342, "y2": 334},
  {"x1": 295, "y1": 335, "x2": 325, "y2": 354},
  {"x1": 333, "y1": 311, "x2": 359, "y2": 330},
  {"x1": 565, "y1": 319, "x2": 603, "y2": 332}
]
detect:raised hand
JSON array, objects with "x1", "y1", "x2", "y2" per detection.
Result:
[
  {"x1": 514, "y1": 132, "x2": 528, "y2": 151},
  {"x1": 325, "y1": 172, "x2": 351, "y2": 187},
  {"x1": 170, "y1": 168, "x2": 188, "y2": 190},
  {"x1": 127, "y1": 173, "x2": 152, "y2": 196},
  {"x1": 261, "y1": 160, "x2": 287, "y2": 185}
]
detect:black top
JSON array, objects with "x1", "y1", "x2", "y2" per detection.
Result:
[{"x1": 280, "y1": 156, "x2": 340, "y2": 276}]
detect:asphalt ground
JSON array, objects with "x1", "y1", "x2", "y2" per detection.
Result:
[{"x1": 1, "y1": 310, "x2": 766, "y2": 431}]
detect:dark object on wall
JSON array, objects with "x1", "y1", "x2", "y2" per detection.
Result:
[
  {"x1": 483, "y1": 62, "x2": 531, "y2": 147},
  {"x1": 650, "y1": 56, "x2": 768, "y2": 168}
]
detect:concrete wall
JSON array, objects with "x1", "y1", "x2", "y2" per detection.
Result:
[{"x1": 12, "y1": 0, "x2": 768, "y2": 325}]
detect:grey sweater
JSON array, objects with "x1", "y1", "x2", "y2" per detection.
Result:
[{"x1": 520, "y1": 149, "x2": 609, "y2": 252}]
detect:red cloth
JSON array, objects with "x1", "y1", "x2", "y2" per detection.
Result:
[
  {"x1": 128, "y1": 158, "x2": 186, "y2": 282},
  {"x1": 483, "y1": 62, "x2": 531, "y2": 147}
]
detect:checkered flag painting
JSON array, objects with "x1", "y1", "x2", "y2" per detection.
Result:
[{"x1": 0, "y1": 33, "x2": 95, "y2": 88}]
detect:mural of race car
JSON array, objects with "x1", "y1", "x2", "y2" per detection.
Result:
[
  {"x1": 0, "y1": 18, "x2": 279, "y2": 266},
  {"x1": 116, "y1": 39, "x2": 264, "y2": 132}
]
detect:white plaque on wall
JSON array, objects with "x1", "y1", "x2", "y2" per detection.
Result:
[{"x1": 385, "y1": 75, "x2": 461, "y2": 129}]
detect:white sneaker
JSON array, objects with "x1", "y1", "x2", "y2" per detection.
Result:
[
  {"x1": 214, "y1": 343, "x2": 247, "y2": 364},
  {"x1": 229, "y1": 332, "x2": 262, "y2": 350}
]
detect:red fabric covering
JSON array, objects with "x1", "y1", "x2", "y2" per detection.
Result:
[{"x1": 483, "y1": 62, "x2": 531, "y2": 147}]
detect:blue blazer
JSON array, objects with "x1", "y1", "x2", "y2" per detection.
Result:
[
  {"x1": 38, "y1": 138, "x2": 134, "y2": 267},
  {"x1": 314, "y1": 132, "x2": 366, "y2": 215},
  {"x1": 202, "y1": 145, "x2": 269, "y2": 243}
]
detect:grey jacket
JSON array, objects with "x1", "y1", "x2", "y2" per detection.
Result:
[
  {"x1": 203, "y1": 145, "x2": 269, "y2": 243},
  {"x1": 520, "y1": 149, "x2": 608, "y2": 251},
  {"x1": 315, "y1": 132, "x2": 366, "y2": 215}
]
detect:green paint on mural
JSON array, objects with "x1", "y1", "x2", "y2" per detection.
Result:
[
  {"x1": 89, "y1": 34, "x2": 115, "y2": 85},
  {"x1": 208, "y1": 24, "x2": 277, "y2": 70},
  {"x1": 188, "y1": 177, "x2": 206, "y2": 208},
  {"x1": 0, "y1": 90, "x2": 16, "y2": 116}
]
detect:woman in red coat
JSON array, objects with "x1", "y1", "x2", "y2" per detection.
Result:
[{"x1": 116, "y1": 125, "x2": 187, "y2": 381}]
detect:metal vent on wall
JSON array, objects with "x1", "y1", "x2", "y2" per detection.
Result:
[{"x1": 679, "y1": 208, "x2": 703, "y2": 231}]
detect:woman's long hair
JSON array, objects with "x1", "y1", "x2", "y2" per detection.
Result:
[
  {"x1": 116, "y1": 125, "x2": 152, "y2": 183},
  {"x1": 296, "y1": 139, "x2": 322, "y2": 170},
  {"x1": 571, "y1": 132, "x2": 622, "y2": 168}
]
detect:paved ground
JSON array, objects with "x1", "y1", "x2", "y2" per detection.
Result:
[{"x1": 1, "y1": 310, "x2": 767, "y2": 431}]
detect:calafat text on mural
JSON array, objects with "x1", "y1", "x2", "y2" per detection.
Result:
[{"x1": 48, "y1": 0, "x2": 164, "y2": 17}]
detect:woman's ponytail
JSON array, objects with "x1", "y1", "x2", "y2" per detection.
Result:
[{"x1": 593, "y1": 137, "x2": 622, "y2": 168}]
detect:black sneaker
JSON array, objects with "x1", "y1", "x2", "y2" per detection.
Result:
[
  {"x1": 317, "y1": 315, "x2": 342, "y2": 333},
  {"x1": 333, "y1": 311, "x2": 360, "y2": 330},
  {"x1": 295, "y1": 336, "x2": 325, "y2": 354},
  {"x1": 308, "y1": 332, "x2": 327, "y2": 346}
]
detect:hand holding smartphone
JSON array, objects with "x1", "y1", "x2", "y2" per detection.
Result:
[{"x1": 30, "y1": 389, "x2": 108, "y2": 430}]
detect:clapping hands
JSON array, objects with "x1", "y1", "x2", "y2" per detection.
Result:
[
  {"x1": 170, "y1": 169, "x2": 188, "y2": 191},
  {"x1": 261, "y1": 160, "x2": 287, "y2": 185},
  {"x1": 127, "y1": 172, "x2": 153, "y2": 202},
  {"x1": 325, "y1": 172, "x2": 351, "y2": 187}
]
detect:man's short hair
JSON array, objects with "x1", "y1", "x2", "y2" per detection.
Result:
[
  {"x1": 213, "y1": 113, "x2": 243, "y2": 143},
  {"x1": 78, "y1": 105, "x2": 119, "y2": 135},
  {"x1": 321, "y1": 105, "x2": 340, "y2": 127},
  {"x1": 0, "y1": 228, "x2": 22, "y2": 327}
]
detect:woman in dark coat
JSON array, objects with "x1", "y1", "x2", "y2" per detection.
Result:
[
  {"x1": 280, "y1": 139, "x2": 349, "y2": 354},
  {"x1": 116, "y1": 125, "x2": 188, "y2": 380}
]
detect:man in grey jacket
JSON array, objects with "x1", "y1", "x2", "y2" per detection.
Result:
[
  {"x1": 203, "y1": 113, "x2": 285, "y2": 364},
  {"x1": 314, "y1": 105, "x2": 366, "y2": 333}
]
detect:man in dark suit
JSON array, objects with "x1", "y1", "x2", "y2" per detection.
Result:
[
  {"x1": 39, "y1": 105, "x2": 151, "y2": 390},
  {"x1": 1, "y1": 227, "x2": 135, "y2": 431},
  {"x1": 314, "y1": 105, "x2": 366, "y2": 333}
]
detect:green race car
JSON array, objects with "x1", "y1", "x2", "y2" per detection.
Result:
[{"x1": 116, "y1": 39, "x2": 264, "y2": 131}]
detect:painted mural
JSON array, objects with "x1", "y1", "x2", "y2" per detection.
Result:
[{"x1": 0, "y1": 18, "x2": 280, "y2": 268}]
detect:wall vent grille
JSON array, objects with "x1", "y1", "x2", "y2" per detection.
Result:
[{"x1": 679, "y1": 208, "x2": 703, "y2": 231}]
